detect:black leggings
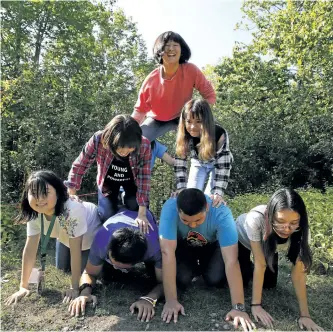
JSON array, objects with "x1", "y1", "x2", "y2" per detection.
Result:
[{"x1": 238, "y1": 241, "x2": 278, "y2": 289}]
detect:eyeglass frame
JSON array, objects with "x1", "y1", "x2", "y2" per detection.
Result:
[
  {"x1": 106, "y1": 255, "x2": 133, "y2": 273},
  {"x1": 272, "y1": 222, "x2": 300, "y2": 232}
]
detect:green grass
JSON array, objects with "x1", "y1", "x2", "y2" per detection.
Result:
[{"x1": 1, "y1": 188, "x2": 333, "y2": 331}]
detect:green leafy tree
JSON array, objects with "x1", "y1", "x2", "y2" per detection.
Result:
[
  {"x1": 1, "y1": 0, "x2": 155, "y2": 203},
  {"x1": 213, "y1": 0, "x2": 333, "y2": 194}
]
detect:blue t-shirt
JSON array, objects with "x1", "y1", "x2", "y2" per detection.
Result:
[
  {"x1": 89, "y1": 209, "x2": 162, "y2": 268},
  {"x1": 159, "y1": 196, "x2": 238, "y2": 247},
  {"x1": 150, "y1": 141, "x2": 168, "y2": 170}
]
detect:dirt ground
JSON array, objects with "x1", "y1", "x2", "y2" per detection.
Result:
[{"x1": 2, "y1": 254, "x2": 333, "y2": 331}]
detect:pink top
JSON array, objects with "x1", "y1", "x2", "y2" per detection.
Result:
[{"x1": 134, "y1": 63, "x2": 216, "y2": 121}]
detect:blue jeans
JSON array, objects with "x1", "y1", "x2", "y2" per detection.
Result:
[
  {"x1": 55, "y1": 240, "x2": 90, "y2": 273},
  {"x1": 141, "y1": 117, "x2": 179, "y2": 142},
  {"x1": 97, "y1": 188, "x2": 138, "y2": 222},
  {"x1": 187, "y1": 158, "x2": 215, "y2": 195}
]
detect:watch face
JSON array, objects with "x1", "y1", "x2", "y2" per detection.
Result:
[{"x1": 234, "y1": 303, "x2": 245, "y2": 312}]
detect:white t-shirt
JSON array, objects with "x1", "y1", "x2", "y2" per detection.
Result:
[
  {"x1": 27, "y1": 199, "x2": 101, "y2": 251},
  {"x1": 236, "y1": 205, "x2": 266, "y2": 250},
  {"x1": 236, "y1": 205, "x2": 292, "y2": 252}
]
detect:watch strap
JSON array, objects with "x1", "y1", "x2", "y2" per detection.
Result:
[
  {"x1": 233, "y1": 303, "x2": 246, "y2": 312},
  {"x1": 79, "y1": 283, "x2": 93, "y2": 293}
]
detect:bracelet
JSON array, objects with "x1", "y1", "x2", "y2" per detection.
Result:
[
  {"x1": 139, "y1": 296, "x2": 157, "y2": 308},
  {"x1": 298, "y1": 316, "x2": 311, "y2": 321},
  {"x1": 250, "y1": 303, "x2": 262, "y2": 307}
]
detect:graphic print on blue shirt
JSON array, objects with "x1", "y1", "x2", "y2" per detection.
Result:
[{"x1": 187, "y1": 231, "x2": 208, "y2": 247}]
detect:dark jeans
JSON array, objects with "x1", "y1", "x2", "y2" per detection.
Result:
[
  {"x1": 55, "y1": 240, "x2": 90, "y2": 273},
  {"x1": 238, "y1": 241, "x2": 278, "y2": 289},
  {"x1": 176, "y1": 240, "x2": 226, "y2": 289},
  {"x1": 98, "y1": 185, "x2": 138, "y2": 222}
]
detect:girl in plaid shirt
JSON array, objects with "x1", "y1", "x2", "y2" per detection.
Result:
[
  {"x1": 174, "y1": 99, "x2": 233, "y2": 207},
  {"x1": 65, "y1": 115, "x2": 152, "y2": 233}
]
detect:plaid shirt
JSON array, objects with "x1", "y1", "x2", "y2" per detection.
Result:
[
  {"x1": 65, "y1": 131, "x2": 151, "y2": 206},
  {"x1": 174, "y1": 130, "x2": 233, "y2": 197}
]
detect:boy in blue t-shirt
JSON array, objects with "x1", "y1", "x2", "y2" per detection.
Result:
[{"x1": 159, "y1": 189, "x2": 255, "y2": 330}]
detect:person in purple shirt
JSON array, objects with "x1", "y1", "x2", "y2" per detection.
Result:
[{"x1": 68, "y1": 208, "x2": 163, "y2": 322}]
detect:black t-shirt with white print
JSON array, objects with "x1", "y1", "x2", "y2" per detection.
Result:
[{"x1": 103, "y1": 155, "x2": 135, "y2": 193}]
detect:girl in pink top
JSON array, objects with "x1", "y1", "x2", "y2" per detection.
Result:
[{"x1": 132, "y1": 31, "x2": 216, "y2": 142}]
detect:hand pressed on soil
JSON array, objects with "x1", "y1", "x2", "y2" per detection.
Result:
[
  {"x1": 68, "y1": 295, "x2": 97, "y2": 317},
  {"x1": 225, "y1": 309, "x2": 256, "y2": 332},
  {"x1": 130, "y1": 299, "x2": 155, "y2": 322},
  {"x1": 161, "y1": 299, "x2": 185, "y2": 323},
  {"x1": 5, "y1": 287, "x2": 30, "y2": 306}
]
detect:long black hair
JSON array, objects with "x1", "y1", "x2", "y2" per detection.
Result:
[
  {"x1": 17, "y1": 170, "x2": 68, "y2": 223},
  {"x1": 263, "y1": 188, "x2": 312, "y2": 272}
]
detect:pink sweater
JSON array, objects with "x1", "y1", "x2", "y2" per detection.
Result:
[{"x1": 134, "y1": 63, "x2": 216, "y2": 121}]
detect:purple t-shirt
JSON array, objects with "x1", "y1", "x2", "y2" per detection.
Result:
[{"x1": 88, "y1": 209, "x2": 162, "y2": 268}]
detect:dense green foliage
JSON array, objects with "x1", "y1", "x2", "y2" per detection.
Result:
[{"x1": 212, "y1": 0, "x2": 333, "y2": 193}]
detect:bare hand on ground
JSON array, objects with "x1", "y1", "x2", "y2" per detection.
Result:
[
  {"x1": 161, "y1": 299, "x2": 185, "y2": 323},
  {"x1": 68, "y1": 295, "x2": 97, "y2": 317},
  {"x1": 5, "y1": 287, "x2": 30, "y2": 306},
  {"x1": 63, "y1": 288, "x2": 79, "y2": 304},
  {"x1": 225, "y1": 309, "x2": 256, "y2": 332},
  {"x1": 298, "y1": 317, "x2": 324, "y2": 331},
  {"x1": 251, "y1": 305, "x2": 274, "y2": 329},
  {"x1": 130, "y1": 299, "x2": 155, "y2": 322}
]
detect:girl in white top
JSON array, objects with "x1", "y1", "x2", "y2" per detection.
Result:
[
  {"x1": 235, "y1": 188, "x2": 323, "y2": 331},
  {"x1": 5, "y1": 170, "x2": 101, "y2": 306}
]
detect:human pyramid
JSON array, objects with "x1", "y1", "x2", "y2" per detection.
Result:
[{"x1": 5, "y1": 31, "x2": 323, "y2": 332}]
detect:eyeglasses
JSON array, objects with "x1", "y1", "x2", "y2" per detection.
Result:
[
  {"x1": 272, "y1": 223, "x2": 300, "y2": 232},
  {"x1": 106, "y1": 257, "x2": 130, "y2": 273},
  {"x1": 111, "y1": 263, "x2": 130, "y2": 273}
]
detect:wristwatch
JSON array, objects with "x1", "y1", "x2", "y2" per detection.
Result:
[
  {"x1": 233, "y1": 303, "x2": 246, "y2": 312},
  {"x1": 79, "y1": 283, "x2": 93, "y2": 293}
]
